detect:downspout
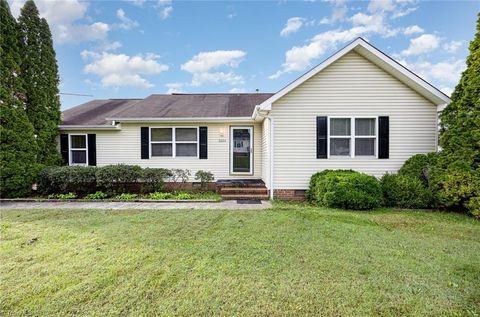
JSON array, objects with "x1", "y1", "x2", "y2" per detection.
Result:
[{"x1": 269, "y1": 116, "x2": 274, "y2": 200}]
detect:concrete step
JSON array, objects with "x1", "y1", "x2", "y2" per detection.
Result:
[{"x1": 221, "y1": 194, "x2": 270, "y2": 200}]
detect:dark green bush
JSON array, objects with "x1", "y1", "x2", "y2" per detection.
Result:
[
  {"x1": 398, "y1": 153, "x2": 439, "y2": 186},
  {"x1": 37, "y1": 166, "x2": 96, "y2": 195},
  {"x1": 141, "y1": 168, "x2": 171, "y2": 193},
  {"x1": 96, "y1": 164, "x2": 143, "y2": 194},
  {"x1": 195, "y1": 170, "x2": 214, "y2": 189},
  {"x1": 380, "y1": 173, "x2": 432, "y2": 209},
  {"x1": 307, "y1": 170, "x2": 382, "y2": 210}
]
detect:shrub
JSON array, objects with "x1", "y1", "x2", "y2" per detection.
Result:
[
  {"x1": 141, "y1": 168, "x2": 171, "y2": 193},
  {"x1": 175, "y1": 192, "x2": 193, "y2": 200},
  {"x1": 148, "y1": 192, "x2": 173, "y2": 200},
  {"x1": 114, "y1": 193, "x2": 138, "y2": 200},
  {"x1": 48, "y1": 192, "x2": 77, "y2": 199},
  {"x1": 398, "y1": 153, "x2": 438, "y2": 186},
  {"x1": 85, "y1": 191, "x2": 109, "y2": 200},
  {"x1": 307, "y1": 170, "x2": 382, "y2": 210},
  {"x1": 37, "y1": 166, "x2": 96, "y2": 195},
  {"x1": 380, "y1": 173, "x2": 432, "y2": 209},
  {"x1": 96, "y1": 165, "x2": 142, "y2": 194},
  {"x1": 170, "y1": 169, "x2": 191, "y2": 183},
  {"x1": 195, "y1": 170, "x2": 214, "y2": 189}
]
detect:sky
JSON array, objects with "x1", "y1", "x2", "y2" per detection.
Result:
[{"x1": 8, "y1": 0, "x2": 480, "y2": 110}]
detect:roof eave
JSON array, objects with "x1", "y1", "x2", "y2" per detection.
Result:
[
  {"x1": 59, "y1": 124, "x2": 121, "y2": 131},
  {"x1": 105, "y1": 117, "x2": 255, "y2": 123}
]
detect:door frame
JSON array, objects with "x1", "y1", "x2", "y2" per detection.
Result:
[{"x1": 230, "y1": 126, "x2": 254, "y2": 175}]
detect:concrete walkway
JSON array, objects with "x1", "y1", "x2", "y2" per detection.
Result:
[{"x1": 0, "y1": 200, "x2": 272, "y2": 210}]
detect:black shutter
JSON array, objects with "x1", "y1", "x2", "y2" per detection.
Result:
[
  {"x1": 141, "y1": 127, "x2": 149, "y2": 159},
  {"x1": 60, "y1": 134, "x2": 69, "y2": 165},
  {"x1": 316, "y1": 116, "x2": 328, "y2": 159},
  {"x1": 88, "y1": 134, "x2": 96, "y2": 166},
  {"x1": 199, "y1": 127, "x2": 208, "y2": 159},
  {"x1": 378, "y1": 116, "x2": 389, "y2": 159}
]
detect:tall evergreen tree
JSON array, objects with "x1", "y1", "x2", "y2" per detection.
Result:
[
  {"x1": 0, "y1": 0, "x2": 39, "y2": 197},
  {"x1": 18, "y1": 0, "x2": 61, "y2": 167},
  {"x1": 438, "y1": 13, "x2": 480, "y2": 216}
]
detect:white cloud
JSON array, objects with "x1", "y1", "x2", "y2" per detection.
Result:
[
  {"x1": 440, "y1": 86, "x2": 453, "y2": 97},
  {"x1": 319, "y1": 0, "x2": 347, "y2": 24},
  {"x1": 399, "y1": 59, "x2": 466, "y2": 84},
  {"x1": 9, "y1": 0, "x2": 111, "y2": 44},
  {"x1": 391, "y1": 6, "x2": 417, "y2": 18},
  {"x1": 181, "y1": 50, "x2": 246, "y2": 86},
  {"x1": 280, "y1": 17, "x2": 306, "y2": 37},
  {"x1": 115, "y1": 8, "x2": 139, "y2": 30},
  {"x1": 82, "y1": 51, "x2": 169, "y2": 89},
  {"x1": 229, "y1": 87, "x2": 246, "y2": 93},
  {"x1": 271, "y1": 0, "x2": 422, "y2": 78},
  {"x1": 443, "y1": 40, "x2": 463, "y2": 53},
  {"x1": 403, "y1": 25, "x2": 424, "y2": 35},
  {"x1": 57, "y1": 22, "x2": 110, "y2": 44},
  {"x1": 166, "y1": 83, "x2": 184, "y2": 94},
  {"x1": 368, "y1": 0, "x2": 395, "y2": 13},
  {"x1": 401, "y1": 34, "x2": 440, "y2": 56},
  {"x1": 160, "y1": 6, "x2": 173, "y2": 19}
]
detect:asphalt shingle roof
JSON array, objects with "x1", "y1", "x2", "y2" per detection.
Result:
[{"x1": 61, "y1": 93, "x2": 273, "y2": 126}]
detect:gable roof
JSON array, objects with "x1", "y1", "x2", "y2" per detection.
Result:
[
  {"x1": 259, "y1": 37, "x2": 451, "y2": 110},
  {"x1": 61, "y1": 93, "x2": 273, "y2": 127}
]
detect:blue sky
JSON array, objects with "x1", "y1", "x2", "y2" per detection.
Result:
[{"x1": 8, "y1": 0, "x2": 480, "y2": 110}]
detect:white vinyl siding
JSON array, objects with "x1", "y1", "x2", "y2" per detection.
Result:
[
  {"x1": 62, "y1": 121, "x2": 262, "y2": 181},
  {"x1": 269, "y1": 51, "x2": 437, "y2": 189}
]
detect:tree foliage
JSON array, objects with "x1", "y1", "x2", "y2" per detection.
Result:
[
  {"x1": 0, "y1": 0, "x2": 39, "y2": 197},
  {"x1": 18, "y1": 0, "x2": 61, "y2": 167},
  {"x1": 438, "y1": 13, "x2": 480, "y2": 216}
]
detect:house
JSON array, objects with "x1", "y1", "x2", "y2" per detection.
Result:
[{"x1": 59, "y1": 38, "x2": 451, "y2": 200}]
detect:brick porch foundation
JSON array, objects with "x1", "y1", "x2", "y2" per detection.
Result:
[{"x1": 273, "y1": 189, "x2": 306, "y2": 201}]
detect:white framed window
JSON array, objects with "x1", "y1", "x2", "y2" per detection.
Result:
[
  {"x1": 150, "y1": 127, "x2": 199, "y2": 158},
  {"x1": 328, "y1": 117, "x2": 377, "y2": 158},
  {"x1": 69, "y1": 134, "x2": 88, "y2": 165}
]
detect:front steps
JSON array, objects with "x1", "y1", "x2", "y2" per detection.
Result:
[{"x1": 216, "y1": 180, "x2": 269, "y2": 200}]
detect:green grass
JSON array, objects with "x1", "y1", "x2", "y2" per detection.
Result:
[{"x1": 1, "y1": 203, "x2": 479, "y2": 316}]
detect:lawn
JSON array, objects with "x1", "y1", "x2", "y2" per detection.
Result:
[{"x1": 1, "y1": 203, "x2": 479, "y2": 316}]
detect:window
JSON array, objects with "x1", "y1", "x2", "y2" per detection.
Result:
[
  {"x1": 329, "y1": 117, "x2": 376, "y2": 157},
  {"x1": 70, "y1": 134, "x2": 87, "y2": 165},
  {"x1": 150, "y1": 127, "x2": 198, "y2": 157}
]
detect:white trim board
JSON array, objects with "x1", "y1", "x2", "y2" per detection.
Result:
[{"x1": 258, "y1": 37, "x2": 451, "y2": 111}]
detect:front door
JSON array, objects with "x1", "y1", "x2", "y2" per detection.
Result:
[{"x1": 230, "y1": 127, "x2": 253, "y2": 174}]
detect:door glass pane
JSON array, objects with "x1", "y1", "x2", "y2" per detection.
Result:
[
  {"x1": 176, "y1": 128, "x2": 197, "y2": 141},
  {"x1": 71, "y1": 150, "x2": 87, "y2": 164},
  {"x1": 355, "y1": 118, "x2": 375, "y2": 136},
  {"x1": 71, "y1": 135, "x2": 86, "y2": 148},
  {"x1": 151, "y1": 128, "x2": 172, "y2": 141},
  {"x1": 232, "y1": 128, "x2": 251, "y2": 172},
  {"x1": 355, "y1": 138, "x2": 375, "y2": 156},
  {"x1": 330, "y1": 138, "x2": 350, "y2": 156},
  {"x1": 151, "y1": 143, "x2": 172, "y2": 156},
  {"x1": 330, "y1": 118, "x2": 351, "y2": 136},
  {"x1": 176, "y1": 143, "x2": 197, "y2": 157}
]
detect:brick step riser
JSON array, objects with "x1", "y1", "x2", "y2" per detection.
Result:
[
  {"x1": 220, "y1": 189, "x2": 268, "y2": 195},
  {"x1": 222, "y1": 196, "x2": 270, "y2": 200}
]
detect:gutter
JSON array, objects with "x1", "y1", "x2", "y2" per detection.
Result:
[
  {"x1": 59, "y1": 124, "x2": 121, "y2": 131},
  {"x1": 105, "y1": 117, "x2": 254, "y2": 123}
]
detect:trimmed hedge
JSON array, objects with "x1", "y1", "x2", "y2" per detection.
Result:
[
  {"x1": 37, "y1": 165, "x2": 177, "y2": 195},
  {"x1": 398, "y1": 153, "x2": 438, "y2": 186},
  {"x1": 96, "y1": 165, "x2": 142, "y2": 194},
  {"x1": 307, "y1": 170, "x2": 382, "y2": 210},
  {"x1": 37, "y1": 166, "x2": 96, "y2": 195},
  {"x1": 380, "y1": 173, "x2": 432, "y2": 209}
]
